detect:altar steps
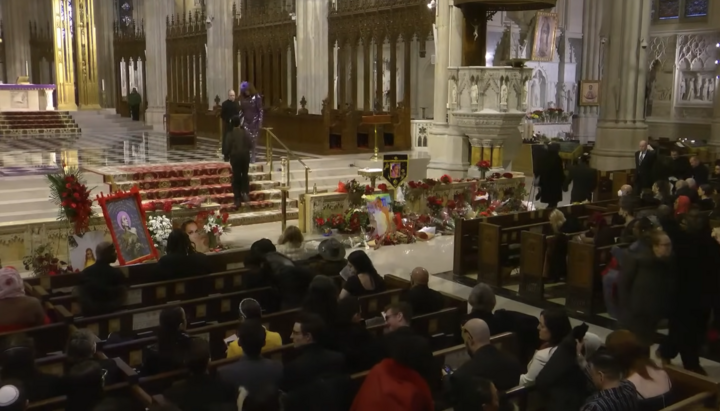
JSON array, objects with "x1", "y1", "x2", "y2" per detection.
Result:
[
  {"x1": 69, "y1": 110, "x2": 153, "y2": 136},
  {"x1": 0, "y1": 111, "x2": 81, "y2": 137}
]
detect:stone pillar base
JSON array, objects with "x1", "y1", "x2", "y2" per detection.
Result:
[
  {"x1": 426, "y1": 124, "x2": 469, "y2": 179},
  {"x1": 573, "y1": 113, "x2": 598, "y2": 144},
  {"x1": 145, "y1": 107, "x2": 166, "y2": 132},
  {"x1": 709, "y1": 121, "x2": 720, "y2": 155},
  {"x1": 591, "y1": 121, "x2": 646, "y2": 171}
]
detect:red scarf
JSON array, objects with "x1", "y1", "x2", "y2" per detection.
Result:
[{"x1": 351, "y1": 359, "x2": 434, "y2": 411}]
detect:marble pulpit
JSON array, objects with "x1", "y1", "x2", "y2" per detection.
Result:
[{"x1": 0, "y1": 84, "x2": 56, "y2": 111}]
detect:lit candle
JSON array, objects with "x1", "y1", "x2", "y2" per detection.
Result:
[
  {"x1": 102, "y1": 79, "x2": 105, "y2": 91},
  {"x1": 25, "y1": 61, "x2": 29, "y2": 77}
]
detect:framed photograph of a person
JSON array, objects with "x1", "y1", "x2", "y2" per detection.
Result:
[
  {"x1": 96, "y1": 188, "x2": 158, "y2": 265},
  {"x1": 579, "y1": 80, "x2": 601, "y2": 106},
  {"x1": 531, "y1": 12, "x2": 558, "y2": 62}
]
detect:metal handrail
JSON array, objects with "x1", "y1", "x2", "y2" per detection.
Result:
[
  {"x1": 263, "y1": 127, "x2": 311, "y2": 233},
  {"x1": 263, "y1": 127, "x2": 310, "y2": 194}
]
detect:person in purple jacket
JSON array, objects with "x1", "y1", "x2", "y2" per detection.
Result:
[{"x1": 239, "y1": 81, "x2": 264, "y2": 163}]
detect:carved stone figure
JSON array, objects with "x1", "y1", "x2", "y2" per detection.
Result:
[
  {"x1": 522, "y1": 81, "x2": 528, "y2": 107},
  {"x1": 702, "y1": 78, "x2": 710, "y2": 101},
  {"x1": 680, "y1": 78, "x2": 686, "y2": 100},
  {"x1": 566, "y1": 83, "x2": 576, "y2": 113},
  {"x1": 501, "y1": 82, "x2": 508, "y2": 105},
  {"x1": 470, "y1": 82, "x2": 479, "y2": 104},
  {"x1": 688, "y1": 77, "x2": 696, "y2": 100},
  {"x1": 709, "y1": 79, "x2": 715, "y2": 101},
  {"x1": 451, "y1": 83, "x2": 457, "y2": 105}
]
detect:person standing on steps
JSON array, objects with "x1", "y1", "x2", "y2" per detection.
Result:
[
  {"x1": 221, "y1": 89, "x2": 240, "y2": 159},
  {"x1": 239, "y1": 82, "x2": 263, "y2": 163},
  {"x1": 128, "y1": 88, "x2": 142, "y2": 121},
  {"x1": 223, "y1": 114, "x2": 252, "y2": 207}
]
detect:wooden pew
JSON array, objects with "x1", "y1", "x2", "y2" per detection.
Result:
[
  {"x1": 660, "y1": 365, "x2": 720, "y2": 411},
  {"x1": 0, "y1": 303, "x2": 71, "y2": 357},
  {"x1": 24, "y1": 248, "x2": 251, "y2": 295},
  {"x1": 71, "y1": 287, "x2": 276, "y2": 340},
  {"x1": 565, "y1": 241, "x2": 628, "y2": 315}
]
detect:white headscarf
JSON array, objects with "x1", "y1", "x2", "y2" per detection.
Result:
[{"x1": 0, "y1": 267, "x2": 25, "y2": 300}]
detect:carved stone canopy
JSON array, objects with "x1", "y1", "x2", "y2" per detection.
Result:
[{"x1": 452, "y1": 0, "x2": 557, "y2": 11}]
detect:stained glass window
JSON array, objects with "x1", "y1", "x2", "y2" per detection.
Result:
[
  {"x1": 684, "y1": 0, "x2": 708, "y2": 17},
  {"x1": 658, "y1": 0, "x2": 680, "y2": 19},
  {"x1": 118, "y1": 0, "x2": 134, "y2": 27}
]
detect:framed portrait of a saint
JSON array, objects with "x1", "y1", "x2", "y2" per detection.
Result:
[
  {"x1": 96, "y1": 187, "x2": 158, "y2": 265},
  {"x1": 531, "y1": 12, "x2": 558, "y2": 62},
  {"x1": 579, "y1": 80, "x2": 601, "y2": 106}
]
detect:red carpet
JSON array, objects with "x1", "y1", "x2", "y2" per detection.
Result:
[{"x1": 0, "y1": 111, "x2": 80, "y2": 135}]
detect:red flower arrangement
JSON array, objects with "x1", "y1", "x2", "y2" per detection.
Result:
[
  {"x1": 440, "y1": 174, "x2": 452, "y2": 184},
  {"x1": 407, "y1": 181, "x2": 419, "y2": 189},
  {"x1": 426, "y1": 196, "x2": 444, "y2": 214},
  {"x1": 47, "y1": 166, "x2": 95, "y2": 235},
  {"x1": 378, "y1": 183, "x2": 389, "y2": 193},
  {"x1": 364, "y1": 185, "x2": 374, "y2": 195},
  {"x1": 476, "y1": 160, "x2": 491, "y2": 172},
  {"x1": 502, "y1": 172, "x2": 514, "y2": 179},
  {"x1": 446, "y1": 199, "x2": 457, "y2": 210}
]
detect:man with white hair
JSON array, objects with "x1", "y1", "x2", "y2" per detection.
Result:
[
  {"x1": 635, "y1": 140, "x2": 657, "y2": 194},
  {"x1": 677, "y1": 178, "x2": 699, "y2": 203},
  {"x1": 689, "y1": 156, "x2": 709, "y2": 185},
  {"x1": 445, "y1": 319, "x2": 522, "y2": 411}
]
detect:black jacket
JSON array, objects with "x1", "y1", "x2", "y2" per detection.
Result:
[
  {"x1": 635, "y1": 150, "x2": 657, "y2": 189},
  {"x1": 563, "y1": 163, "x2": 597, "y2": 203},
  {"x1": 164, "y1": 374, "x2": 237, "y2": 411},
  {"x1": 670, "y1": 157, "x2": 691, "y2": 180},
  {"x1": 692, "y1": 164, "x2": 710, "y2": 185},
  {"x1": 281, "y1": 343, "x2": 345, "y2": 392},
  {"x1": 220, "y1": 100, "x2": 240, "y2": 126},
  {"x1": 448, "y1": 344, "x2": 523, "y2": 411},
  {"x1": 222, "y1": 127, "x2": 252, "y2": 160},
  {"x1": 156, "y1": 252, "x2": 210, "y2": 281},
  {"x1": 263, "y1": 252, "x2": 313, "y2": 309},
  {"x1": 401, "y1": 285, "x2": 445, "y2": 316},
  {"x1": 142, "y1": 333, "x2": 194, "y2": 376},
  {"x1": 537, "y1": 152, "x2": 565, "y2": 204},
  {"x1": 327, "y1": 322, "x2": 382, "y2": 374},
  {"x1": 535, "y1": 336, "x2": 595, "y2": 411},
  {"x1": 76, "y1": 262, "x2": 128, "y2": 316},
  {"x1": 676, "y1": 186, "x2": 699, "y2": 203}
]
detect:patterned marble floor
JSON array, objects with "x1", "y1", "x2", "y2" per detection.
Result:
[{"x1": 0, "y1": 132, "x2": 310, "y2": 175}]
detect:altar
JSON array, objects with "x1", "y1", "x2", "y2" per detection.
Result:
[{"x1": 0, "y1": 84, "x2": 56, "y2": 111}]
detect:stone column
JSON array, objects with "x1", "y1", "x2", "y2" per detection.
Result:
[
  {"x1": 427, "y1": 0, "x2": 467, "y2": 179},
  {"x1": 94, "y1": 0, "x2": 116, "y2": 108},
  {"x1": 206, "y1": 0, "x2": 234, "y2": 107},
  {"x1": 4, "y1": 0, "x2": 32, "y2": 82},
  {"x1": 296, "y1": 0, "x2": 329, "y2": 114},
  {"x1": 573, "y1": 0, "x2": 602, "y2": 143},
  {"x1": 592, "y1": 0, "x2": 651, "y2": 171},
  {"x1": 144, "y1": 0, "x2": 174, "y2": 131}
]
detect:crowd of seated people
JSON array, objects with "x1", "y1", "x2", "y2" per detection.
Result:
[{"x1": 3, "y1": 206, "x2": 720, "y2": 411}]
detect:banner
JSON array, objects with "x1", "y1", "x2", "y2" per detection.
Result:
[{"x1": 383, "y1": 154, "x2": 409, "y2": 188}]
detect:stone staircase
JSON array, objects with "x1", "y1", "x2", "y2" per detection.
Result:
[
  {"x1": 0, "y1": 111, "x2": 81, "y2": 137},
  {"x1": 69, "y1": 109, "x2": 153, "y2": 135}
]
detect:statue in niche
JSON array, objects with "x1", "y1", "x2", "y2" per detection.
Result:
[
  {"x1": 688, "y1": 77, "x2": 696, "y2": 100},
  {"x1": 680, "y1": 78, "x2": 686, "y2": 100},
  {"x1": 522, "y1": 81, "x2": 528, "y2": 107},
  {"x1": 701, "y1": 78, "x2": 710, "y2": 101},
  {"x1": 531, "y1": 82, "x2": 540, "y2": 108},
  {"x1": 709, "y1": 79, "x2": 715, "y2": 101},
  {"x1": 500, "y1": 81, "x2": 508, "y2": 105},
  {"x1": 451, "y1": 82, "x2": 457, "y2": 106},
  {"x1": 470, "y1": 81, "x2": 479, "y2": 104},
  {"x1": 566, "y1": 83, "x2": 576, "y2": 113},
  {"x1": 556, "y1": 83, "x2": 566, "y2": 112}
]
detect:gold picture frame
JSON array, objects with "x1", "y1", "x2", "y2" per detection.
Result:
[
  {"x1": 530, "y1": 12, "x2": 558, "y2": 62},
  {"x1": 579, "y1": 80, "x2": 601, "y2": 106}
]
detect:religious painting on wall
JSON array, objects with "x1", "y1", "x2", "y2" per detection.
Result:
[
  {"x1": 383, "y1": 154, "x2": 408, "y2": 188},
  {"x1": 530, "y1": 12, "x2": 558, "y2": 62},
  {"x1": 579, "y1": 80, "x2": 601, "y2": 106},
  {"x1": 96, "y1": 187, "x2": 158, "y2": 265}
]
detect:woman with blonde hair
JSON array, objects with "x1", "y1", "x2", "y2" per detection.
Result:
[
  {"x1": 606, "y1": 330, "x2": 673, "y2": 409},
  {"x1": 276, "y1": 225, "x2": 316, "y2": 261}
]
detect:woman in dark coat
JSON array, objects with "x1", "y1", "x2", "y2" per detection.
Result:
[
  {"x1": 562, "y1": 153, "x2": 596, "y2": 203},
  {"x1": 537, "y1": 145, "x2": 565, "y2": 208},
  {"x1": 618, "y1": 230, "x2": 676, "y2": 346}
]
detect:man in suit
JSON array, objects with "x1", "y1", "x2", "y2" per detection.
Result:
[
  {"x1": 635, "y1": 140, "x2": 657, "y2": 194},
  {"x1": 382, "y1": 302, "x2": 437, "y2": 390},
  {"x1": 217, "y1": 319, "x2": 282, "y2": 394},
  {"x1": 164, "y1": 339, "x2": 237, "y2": 411},
  {"x1": 690, "y1": 156, "x2": 709, "y2": 185},
  {"x1": 282, "y1": 312, "x2": 345, "y2": 393},
  {"x1": 445, "y1": 319, "x2": 522, "y2": 411},
  {"x1": 563, "y1": 153, "x2": 597, "y2": 203},
  {"x1": 401, "y1": 267, "x2": 445, "y2": 315},
  {"x1": 220, "y1": 89, "x2": 240, "y2": 159}
]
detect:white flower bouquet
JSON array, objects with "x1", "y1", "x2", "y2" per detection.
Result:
[{"x1": 147, "y1": 215, "x2": 173, "y2": 251}]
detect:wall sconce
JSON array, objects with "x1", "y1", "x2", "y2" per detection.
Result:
[{"x1": 427, "y1": 0, "x2": 436, "y2": 9}]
